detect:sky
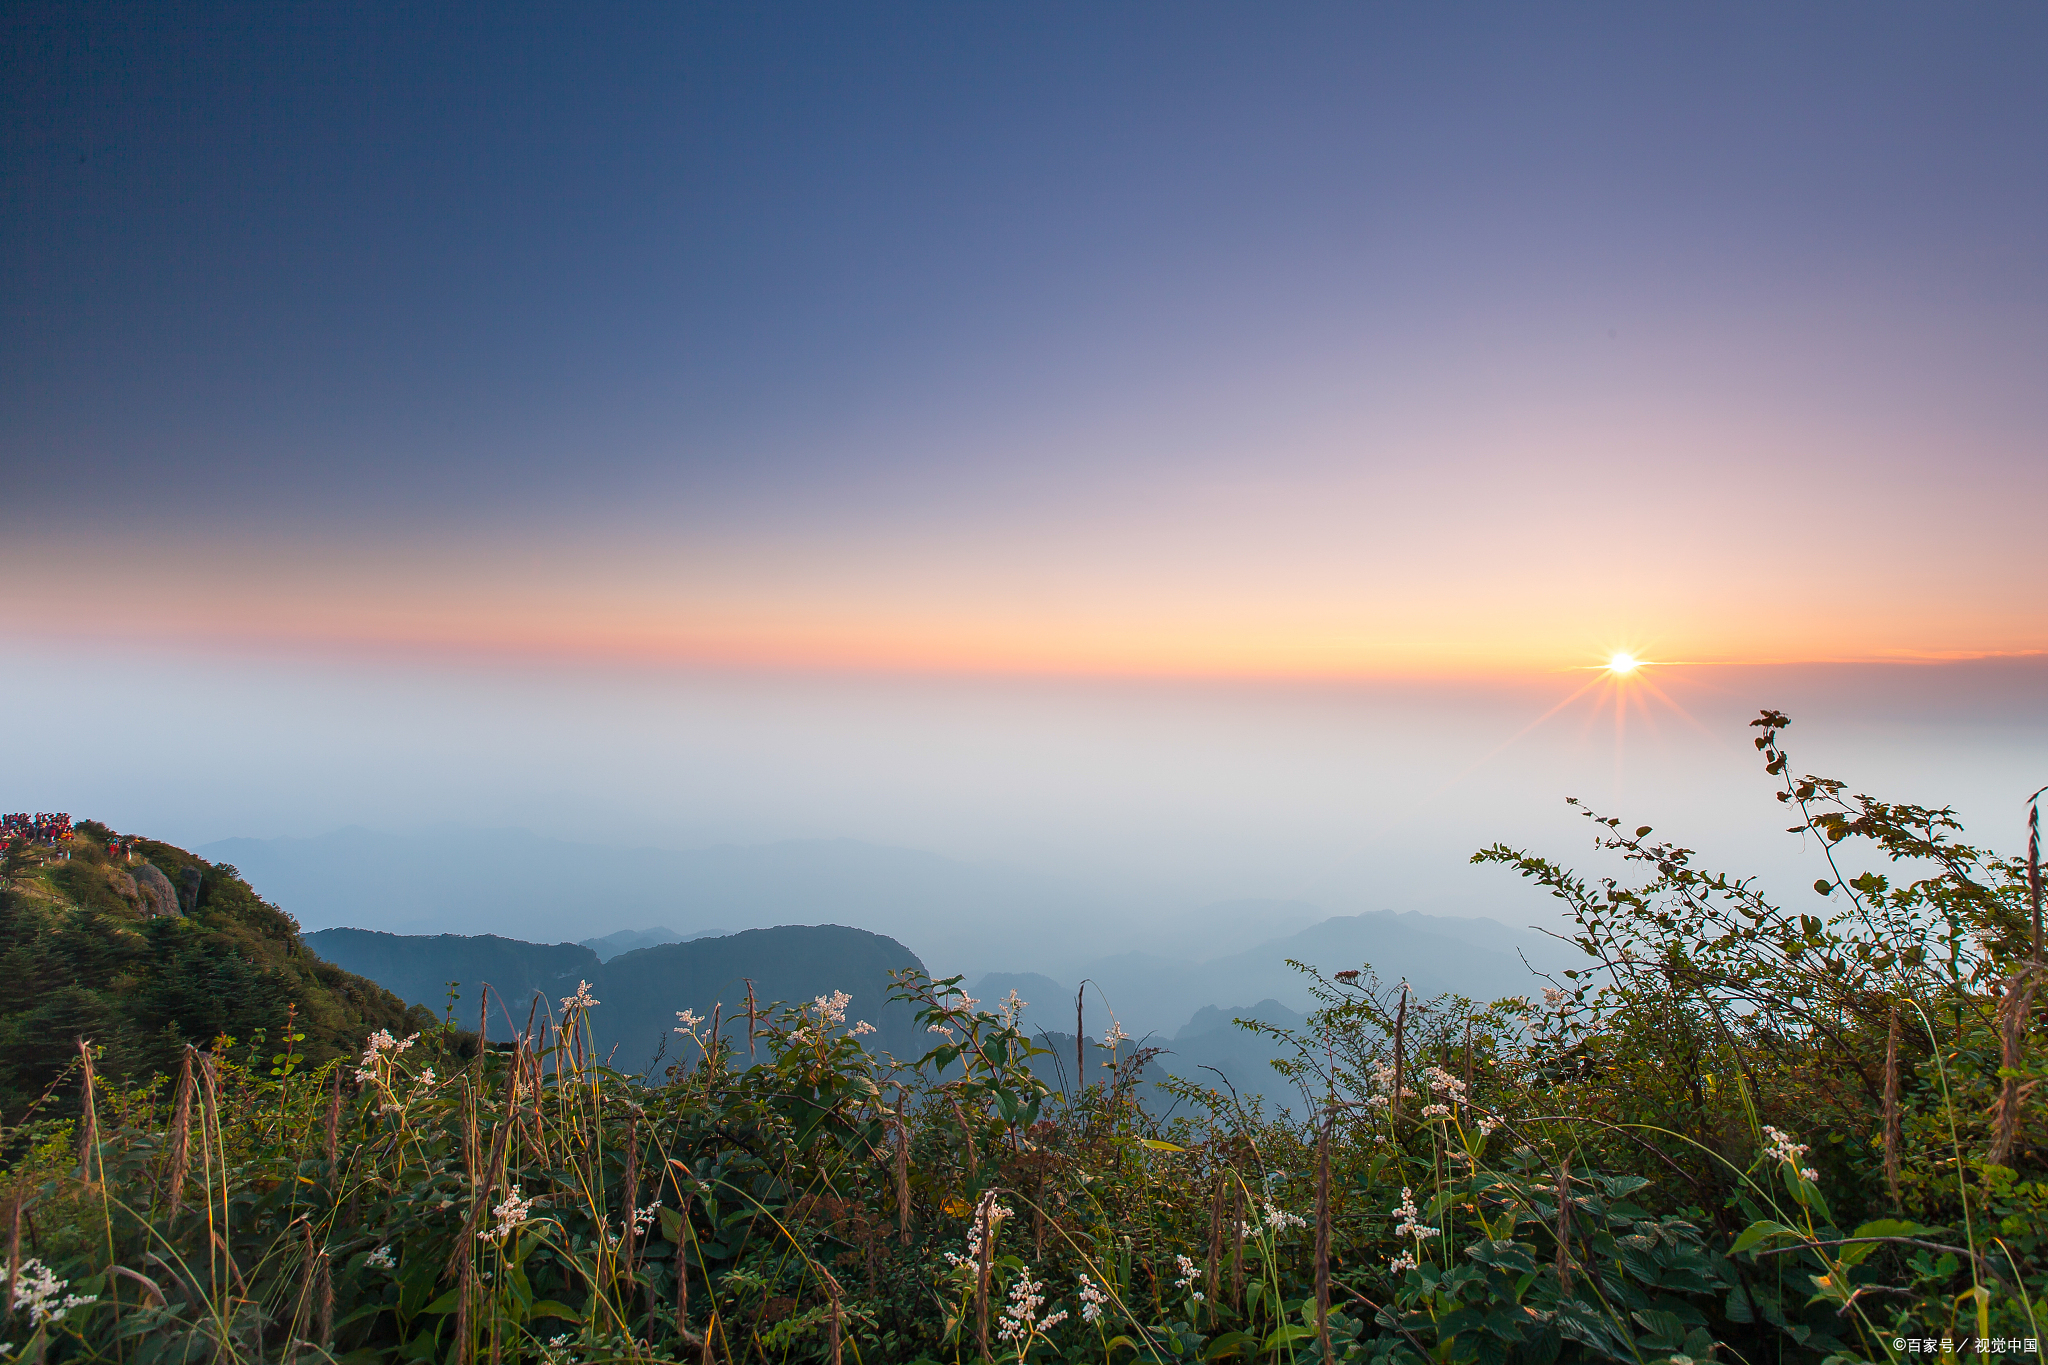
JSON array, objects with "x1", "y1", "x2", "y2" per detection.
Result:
[{"x1": 3, "y1": 4, "x2": 2044, "y2": 952}]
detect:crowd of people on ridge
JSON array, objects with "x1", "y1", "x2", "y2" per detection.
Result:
[
  {"x1": 0, "y1": 813, "x2": 138, "y2": 861},
  {"x1": 2, "y1": 812, "x2": 75, "y2": 847}
]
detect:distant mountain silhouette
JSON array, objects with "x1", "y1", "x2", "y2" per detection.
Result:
[
  {"x1": 1162, "y1": 999, "x2": 1310, "y2": 1114},
  {"x1": 305, "y1": 923, "x2": 927, "y2": 1078},
  {"x1": 304, "y1": 929, "x2": 601, "y2": 1033},
  {"x1": 579, "y1": 927, "x2": 726, "y2": 961},
  {"x1": 199, "y1": 827, "x2": 1113, "y2": 969},
  {"x1": 598, "y1": 925, "x2": 926, "y2": 1076},
  {"x1": 1069, "y1": 910, "x2": 1569, "y2": 1035}
]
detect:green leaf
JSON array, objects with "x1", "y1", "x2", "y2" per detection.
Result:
[
  {"x1": 1202, "y1": 1331, "x2": 1255, "y2": 1359},
  {"x1": 1138, "y1": 1139, "x2": 1187, "y2": 1152},
  {"x1": 1849, "y1": 1218, "x2": 1931, "y2": 1240},
  {"x1": 1631, "y1": 1309, "x2": 1684, "y2": 1348},
  {"x1": 531, "y1": 1300, "x2": 584, "y2": 1322},
  {"x1": 1729, "y1": 1220, "x2": 1799, "y2": 1255},
  {"x1": 1263, "y1": 1325, "x2": 1318, "y2": 1350}
]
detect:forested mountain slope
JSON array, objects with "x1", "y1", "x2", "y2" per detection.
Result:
[
  {"x1": 0, "y1": 822, "x2": 434, "y2": 1115},
  {"x1": 308, "y1": 922, "x2": 930, "y2": 1077}
]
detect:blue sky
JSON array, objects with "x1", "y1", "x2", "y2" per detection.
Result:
[{"x1": 4, "y1": 4, "x2": 2044, "y2": 951}]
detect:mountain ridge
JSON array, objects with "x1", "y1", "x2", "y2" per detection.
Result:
[{"x1": 306, "y1": 921, "x2": 931, "y2": 1078}]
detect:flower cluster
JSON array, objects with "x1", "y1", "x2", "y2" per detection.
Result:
[
  {"x1": 942, "y1": 1198, "x2": 1014, "y2": 1268},
  {"x1": 788, "y1": 989, "x2": 877, "y2": 1043},
  {"x1": 996, "y1": 1267, "x2": 1068, "y2": 1344},
  {"x1": 626, "y1": 1200, "x2": 662, "y2": 1237},
  {"x1": 364, "y1": 1245, "x2": 396, "y2": 1271},
  {"x1": 1391, "y1": 1187, "x2": 1440, "y2": 1243},
  {"x1": 1762, "y1": 1125, "x2": 1819, "y2": 1181},
  {"x1": 1363, "y1": 1061, "x2": 1415, "y2": 1111},
  {"x1": 1418, "y1": 1065, "x2": 1467, "y2": 1118},
  {"x1": 353, "y1": 1029, "x2": 420, "y2": 1084},
  {"x1": 999, "y1": 990, "x2": 1027, "y2": 1026},
  {"x1": 1077, "y1": 1273, "x2": 1109, "y2": 1324},
  {"x1": 674, "y1": 1008, "x2": 704, "y2": 1033},
  {"x1": 1420, "y1": 1065, "x2": 1466, "y2": 1101},
  {"x1": 1173, "y1": 1253, "x2": 1205, "y2": 1301},
  {"x1": 1239, "y1": 1200, "x2": 1308, "y2": 1239},
  {"x1": 559, "y1": 980, "x2": 600, "y2": 1012},
  {"x1": 480, "y1": 1186, "x2": 537, "y2": 1244},
  {"x1": 0, "y1": 1258, "x2": 97, "y2": 1326}
]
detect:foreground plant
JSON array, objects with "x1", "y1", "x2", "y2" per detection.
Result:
[{"x1": 2, "y1": 711, "x2": 2044, "y2": 1363}]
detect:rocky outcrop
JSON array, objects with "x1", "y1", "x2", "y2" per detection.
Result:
[{"x1": 134, "y1": 863, "x2": 180, "y2": 918}]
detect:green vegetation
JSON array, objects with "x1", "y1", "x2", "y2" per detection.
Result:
[
  {"x1": 0, "y1": 826, "x2": 437, "y2": 1117},
  {"x1": 3, "y1": 712, "x2": 2045, "y2": 1364}
]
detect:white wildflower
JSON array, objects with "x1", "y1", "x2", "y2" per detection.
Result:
[
  {"x1": 1389, "y1": 1249, "x2": 1418, "y2": 1273},
  {"x1": 941, "y1": 1196, "x2": 1013, "y2": 1268},
  {"x1": 674, "y1": 1008, "x2": 703, "y2": 1032},
  {"x1": 625, "y1": 1200, "x2": 662, "y2": 1237},
  {"x1": 1102, "y1": 1022, "x2": 1130, "y2": 1049},
  {"x1": 1077, "y1": 1272, "x2": 1109, "y2": 1323},
  {"x1": 1000, "y1": 990, "x2": 1027, "y2": 1025},
  {"x1": 364, "y1": 1245, "x2": 396, "y2": 1270},
  {"x1": 1174, "y1": 1253, "x2": 1199, "y2": 1290},
  {"x1": 814, "y1": 990, "x2": 852, "y2": 1026},
  {"x1": 1258, "y1": 1201, "x2": 1307, "y2": 1234},
  {"x1": 0, "y1": 1258, "x2": 98, "y2": 1326},
  {"x1": 927, "y1": 1023, "x2": 955, "y2": 1040},
  {"x1": 1391, "y1": 1187, "x2": 1440, "y2": 1242},
  {"x1": 560, "y1": 981, "x2": 599, "y2": 1012},
  {"x1": 354, "y1": 1028, "x2": 418, "y2": 1083},
  {"x1": 1762, "y1": 1125, "x2": 1818, "y2": 1178},
  {"x1": 480, "y1": 1185, "x2": 537, "y2": 1244},
  {"x1": 996, "y1": 1266, "x2": 1067, "y2": 1343},
  {"x1": 852, "y1": 1020, "x2": 877, "y2": 1036},
  {"x1": 1419, "y1": 1065, "x2": 1467, "y2": 1104}
]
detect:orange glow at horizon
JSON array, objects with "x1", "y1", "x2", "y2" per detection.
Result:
[{"x1": 3, "y1": 522, "x2": 2043, "y2": 682}]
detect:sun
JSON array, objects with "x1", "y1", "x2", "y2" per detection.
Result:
[{"x1": 1607, "y1": 651, "x2": 1640, "y2": 675}]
